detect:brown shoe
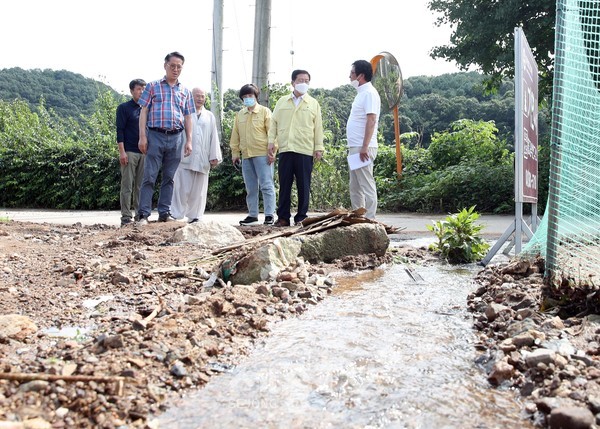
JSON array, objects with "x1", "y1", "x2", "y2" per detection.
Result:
[{"x1": 274, "y1": 218, "x2": 290, "y2": 227}]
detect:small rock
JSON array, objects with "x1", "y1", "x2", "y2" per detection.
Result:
[
  {"x1": 255, "y1": 284, "x2": 270, "y2": 296},
  {"x1": 55, "y1": 407, "x2": 69, "y2": 418},
  {"x1": 280, "y1": 281, "x2": 299, "y2": 292},
  {"x1": 485, "y1": 303, "x2": 510, "y2": 322},
  {"x1": 542, "y1": 316, "x2": 565, "y2": 330},
  {"x1": 549, "y1": 406, "x2": 594, "y2": 429},
  {"x1": 170, "y1": 361, "x2": 187, "y2": 377},
  {"x1": 110, "y1": 271, "x2": 130, "y2": 285},
  {"x1": 277, "y1": 272, "x2": 297, "y2": 282},
  {"x1": 525, "y1": 349, "x2": 556, "y2": 368},
  {"x1": 488, "y1": 359, "x2": 515, "y2": 385},
  {"x1": 18, "y1": 380, "x2": 49, "y2": 393},
  {"x1": 120, "y1": 369, "x2": 137, "y2": 378},
  {"x1": 249, "y1": 317, "x2": 268, "y2": 331},
  {"x1": 512, "y1": 332, "x2": 535, "y2": 348},
  {"x1": 102, "y1": 334, "x2": 124, "y2": 349},
  {"x1": 62, "y1": 265, "x2": 75, "y2": 274},
  {"x1": 298, "y1": 290, "x2": 313, "y2": 299}
]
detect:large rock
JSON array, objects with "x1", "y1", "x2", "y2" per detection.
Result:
[
  {"x1": 170, "y1": 221, "x2": 245, "y2": 247},
  {"x1": 230, "y1": 237, "x2": 302, "y2": 285},
  {"x1": 0, "y1": 314, "x2": 38, "y2": 340},
  {"x1": 299, "y1": 223, "x2": 389, "y2": 263}
]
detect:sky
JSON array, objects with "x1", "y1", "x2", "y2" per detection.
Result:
[{"x1": 0, "y1": 0, "x2": 462, "y2": 96}]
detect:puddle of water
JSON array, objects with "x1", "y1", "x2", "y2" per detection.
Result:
[
  {"x1": 332, "y1": 268, "x2": 386, "y2": 294},
  {"x1": 82, "y1": 294, "x2": 114, "y2": 309},
  {"x1": 42, "y1": 326, "x2": 92, "y2": 339},
  {"x1": 156, "y1": 263, "x2": 533, "y2": 429}
]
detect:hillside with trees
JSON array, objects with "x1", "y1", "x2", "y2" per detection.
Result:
[{"x1": 0, "y1": 68, "x2": 120, "y2": 119}]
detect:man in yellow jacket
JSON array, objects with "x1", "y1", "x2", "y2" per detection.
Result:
[{"x1": 268, "y1": 70, "x2": 325, "y2": 227}]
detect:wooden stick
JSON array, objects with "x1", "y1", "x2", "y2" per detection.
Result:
[
  {"x1": 0, "y1": 372, "x2": 129, "y2": 384},
  {"x1": 142, "y1": 303, "x2": 162, "y2": 324},
  {"x1": 299, "y1": 208, "x2": 346, "y2": 226},
  {"x1": 148, "y1": 266, "x2": 191, "y2": 274},
  {"x1": 211, "y1": 226, "x2": 301, "y2": 255},
  {"x1": 294, "y1": 218, "x2": 345, "y2": 236}
]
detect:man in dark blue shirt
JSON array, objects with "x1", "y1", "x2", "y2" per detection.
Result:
[{"x1": 116, "y1": 78, "x2": 146, "y2": 226}]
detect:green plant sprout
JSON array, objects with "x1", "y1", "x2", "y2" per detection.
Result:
[{"x1": 427, "y1": 206, "x2": 490, "y2": 264}]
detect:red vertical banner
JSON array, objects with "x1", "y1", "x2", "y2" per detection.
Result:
[{"x1": 515, "y1": 28, "x2": 539, "y2": 203}]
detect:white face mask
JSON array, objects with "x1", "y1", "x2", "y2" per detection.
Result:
[
  {"x1": 350, "y1": 79, "x2": 360, "y2": 89},
  {"x1": 295, "y1": 82, "x2": 309, "y2": 95}
]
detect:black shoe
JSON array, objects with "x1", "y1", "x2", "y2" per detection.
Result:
[
  {"x1": 188, "y1": 218, "x2": 199, "y2": 224},
  {"x1": 263, "y1": 215, "x2": 275, "y2": 225},
  {"x1": 134, "y1": 214, "x2": 141, "y2": 222},
  {"x1": 158, "y1": 212, "x2": 174, "y2": 222},
  {"x1": 274, "y1": 218, "x2": 290, "y2": 227},
  {"x1": 239, "y1": 216, "x2": 259, "y2": 226},
  {"x1": 121, "y1": 217, "x2": 132, "y2": 226},
  {"x1": 294, "y1": 217, "x2": 307, "y2": 225}
]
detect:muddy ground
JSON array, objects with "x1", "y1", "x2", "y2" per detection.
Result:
[
  {"x1": 0, "y1": 220, "x2": 399, "y2": 428},
  {"x1": 1, "y1": 220, "x2": 599, "y2": 429}
]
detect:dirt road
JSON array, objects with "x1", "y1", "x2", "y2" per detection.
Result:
[{"x1": 1, "y1": 209, "x2": 514, "y2": 238}]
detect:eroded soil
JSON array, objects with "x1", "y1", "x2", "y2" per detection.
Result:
[{"x1": 0, "y1": 220, "x2": 395, "y2": 428}]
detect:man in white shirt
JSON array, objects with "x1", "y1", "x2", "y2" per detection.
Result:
[{"x1": 346, "y1": 60, "x2": 381, "y2": 219}]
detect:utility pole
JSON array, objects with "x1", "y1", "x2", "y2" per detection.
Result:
[
  {"x1": 252, "y1": 0, "x2": 271, "y2": 106},
  {"x1": 211, "y1": 0, "x2": 224, "y2": 137}
]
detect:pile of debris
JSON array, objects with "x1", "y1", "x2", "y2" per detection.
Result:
[{"x1": 469, "y1": 257, "x2": 600, "y2": 428}]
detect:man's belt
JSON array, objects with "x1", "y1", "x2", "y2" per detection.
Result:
[{"x1": 149, "y1": 127, "x2": 183, "y2": 135}]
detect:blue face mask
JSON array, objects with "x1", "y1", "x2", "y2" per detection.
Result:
[{"x1": 243, "y1": 97, "x2": 256, "y2": 107}]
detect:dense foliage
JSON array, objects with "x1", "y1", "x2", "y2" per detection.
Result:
[
  {"x1": 0, "y1": 94, "x2": 121, "y2": 209},
  {"x1": 0, "y1": 70, "x2": 550, "y2": 214},
  {"x1": 428, "y1": 0, "x2": 556, "y2": 102}
]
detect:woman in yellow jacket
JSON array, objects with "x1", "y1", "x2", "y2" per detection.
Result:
[{"x1": 229, "y1": 84, "x2": 276, "y2": 226}]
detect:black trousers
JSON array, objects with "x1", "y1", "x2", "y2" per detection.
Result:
[{"x1": 277, "y1": 152, "x2": 313, "y2": 224}]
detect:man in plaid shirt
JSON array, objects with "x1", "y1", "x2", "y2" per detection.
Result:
[{"x1": 136, "y1": 51, "x2": 195, "y2": 225}]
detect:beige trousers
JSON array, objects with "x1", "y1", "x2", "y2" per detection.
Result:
[{"x1": 348, "y1": 146, "x2": 378, "y2": 219}]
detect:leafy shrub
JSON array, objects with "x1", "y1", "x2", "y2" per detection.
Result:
[
  {"x1": 427, "y1": 206, "x2": 490, "y2": 263},
  {"x1": 428, "y1": 119, "x2": 509, "y2": 169},
  {"x1": 310, "y1": 143, "x2": 350, "y2": 210}
]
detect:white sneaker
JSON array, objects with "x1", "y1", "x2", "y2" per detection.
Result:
[{"x1": 136, "y1": 217, "x2": 148, "y2": 226}]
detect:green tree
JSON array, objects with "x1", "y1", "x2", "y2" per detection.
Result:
[{"x1": 428, "y1": 0, "x2": 556, "y2": 101}]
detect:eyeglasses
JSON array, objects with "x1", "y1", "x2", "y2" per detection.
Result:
[{"x1": 167, "y1": 63, "x2": 183, "y2": 71}]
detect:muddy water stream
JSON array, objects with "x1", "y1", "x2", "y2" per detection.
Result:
[{"x1": 157, "y1": 253, "x2": 532, "y2": 428}]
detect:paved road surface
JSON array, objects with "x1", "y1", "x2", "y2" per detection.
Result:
[{"x1": 1, "y1": 208, "x2": 514, "y2": 238}]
